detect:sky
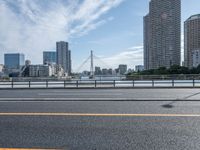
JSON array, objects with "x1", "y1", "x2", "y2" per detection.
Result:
[{"x1": 0, "y1": 0, "x2": 199, "y2": 72}]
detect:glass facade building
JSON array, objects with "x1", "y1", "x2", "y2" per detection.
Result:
[
  {"x1": 4, "y1": 53, "x2": 25, "y2": 69},
  {"x1": 43, "y1": 51, "x2": 56, "y2": 65}
]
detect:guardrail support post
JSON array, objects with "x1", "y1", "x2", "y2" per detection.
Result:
[
  {"x1": 46, "y1": 80, "x2": 48, "y2": 88},
  {"x1": 11, "y1": 80, "x2": 14, "y2": 88},
  {"x1": 29, "y1": 81, "x2": 31, "y2": 88},
  {"x1": 76, "y1": 80, "x2": 79, "y2": 88},
  {"x1": 193, "y1": 79, "x2": 195, "y2": 87},
  {"x1": 113, "y1": 80, "x2": 116, "y2": 88},
  {"x1": 152, "y1": 80, "x2": 154, "y2": 87},
  {"x1": 133, "y1": 80, "x2": 135, "y2": 87},
  {"x1": 172, "y1": 79, "x2": 174, "y2": 87},
  {"x1": 95, "y1": 80, "x2": 97, "y2": 88},
  {"x1": 64, "y1": 80, "x2": 66, "y2": 88}
]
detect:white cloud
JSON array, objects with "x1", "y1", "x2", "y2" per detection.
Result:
[
  {"x1": 0, "y1": 0, "x2": 125, "y2": 64},
  {"x1": 99, "y1": 46, "x2": 143, "y2": 69}
]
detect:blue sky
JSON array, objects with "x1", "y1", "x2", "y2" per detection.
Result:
[{"x1": 0, "y1": 0, "x2": 199, "y2": 71}]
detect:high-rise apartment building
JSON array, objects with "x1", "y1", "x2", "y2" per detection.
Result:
[
  {"x1": 4, "y1": 53, "x2": 25, "y2": 70},
  {"x1": 144, "y1": 14, "x2": 150, "y2": 70},
  {"x1": 144, "y1": 0, "x2": 181, "y2": 70},
  {"x1": 68, "y1": 50, "x2": 72, "y2": 74},
  {"x1": 56, "y1": 41, "x2": 71, "y2": 75},
  {"x1": 43, "y1": 51, "x2": 56, "y2": 65},
  {"x1": 184, "y1": 14, "x2": 200, "y2": 68}
]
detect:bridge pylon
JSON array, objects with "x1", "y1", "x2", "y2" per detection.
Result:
[{"x1": 90, "y1": 50, "x2": 94, "y2": 79}]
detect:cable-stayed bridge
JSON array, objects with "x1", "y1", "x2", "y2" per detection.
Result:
[{"x1": 75, "y1": 51, "x2": 125, "y2": 80}]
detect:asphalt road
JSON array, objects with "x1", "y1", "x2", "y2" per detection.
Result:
[
  {"x1": 1, "y1": 89, "x2": 200, "y2": 149},
  {"x1": 1, "y1": 88, "x2": 200, "y2": 100}
]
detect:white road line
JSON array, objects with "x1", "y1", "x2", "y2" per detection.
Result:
[
  {"x1": 37, "y1": 93, "x2": 122, "y2": 96},
  {"x1": 49, "y1": 90, "x2": 119, "y2": 93},
  {"x1": 0, "y1": 113, "x2": 200, "y2": 117},
  {"x1": 0, "y1": 97, "x2": 181, "y2": 101}
]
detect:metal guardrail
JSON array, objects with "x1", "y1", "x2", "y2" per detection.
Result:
[
  {"x1": 126, "y1": 74, "x2": 200, "y2": 80},
  {"x1": 0, "y1": 80, "x2": 199, "y2": 89}
]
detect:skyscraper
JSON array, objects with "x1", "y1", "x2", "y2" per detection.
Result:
[
  {"x1": 56, "y1": 41, "x2": 71, "y2": 75},
  {"x1": 144, "y1": 14, "x2": 150, "y2": 70},
  {"x1": 4, "y1": 53, "x2": 25, "y2": 69},
  {"x1": 43, "y1": 51, "x2": 56, "y2": 65},
  {"x1": 144, "y1": 0, "x2": 181, "y2": 70},
  {"x1": 184, "y1": 14, "x2": 200, "y2": 68},
  {"x1": 68, "y1": 50, "x2": 72, "y2": 74}
]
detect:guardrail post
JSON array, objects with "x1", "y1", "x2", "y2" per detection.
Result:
[
  {"x1": 152, "y1": 80, "x2": 154, "y2": 87},
  {"x1": 172, "y1": 79, "x2": 174, "y2": 87},
  {"x1": 46, "y1": 80, "x2": 48, "y2": 88},
  {"x1": 193, "y1": 79, "x2": 195, "y2": 87},
  {"x1": 95, "y1": 80, "x2": 97, "y2": 88},
  {"x1": 113, "y1": 80, "x2": 116, "y2": 88},
  {"x1": 76, "y1": 80, "x2": 79, "y2": 88},
  {"x1": 133, "y1": 80, "x2": 135, "y2": 87},
  {"x1": 64, "y1": 80, "x2": 66, "y2": 88},
  {"x1": 11, "y1": 80, "x2": 14, "y2": 88},
  {"x1": 29, "y1": 81, "x2": 31, "y2": 88}
]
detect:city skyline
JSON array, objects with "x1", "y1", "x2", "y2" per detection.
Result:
[{"x1": 0, "y1": 0, "x2": 200, "y2": 71}]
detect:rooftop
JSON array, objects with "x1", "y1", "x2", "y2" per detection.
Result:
[{"x1": 186, "y1": 14, "x2": 200, "y2": 21}]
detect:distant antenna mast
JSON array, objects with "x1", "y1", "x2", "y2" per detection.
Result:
[{"x1": 90, "y1": 50, "x2": 94, "y2": 77}]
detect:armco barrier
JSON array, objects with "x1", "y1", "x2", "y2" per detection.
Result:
[{"x1": 0, "y1": 80, "x2": 199, "y2": 89}]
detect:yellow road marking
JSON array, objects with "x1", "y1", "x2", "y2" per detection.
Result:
[
  {"x1": 0, "y1": 149, "x2": 57, "y2": 150},
  {"x1": 0, "y1": 113, "x2": 199, "y2": 117}
]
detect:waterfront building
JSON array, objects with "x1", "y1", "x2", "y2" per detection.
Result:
[
  {"x1": 68, "y1": 50, "x2": 72, "y2": 74},
  {"x1": 95, "y1": 66, "x2": 101, "y2": 75},
  {"x1": 21, "y1": 63, "x2": 64, "y2": 78},
  {"x1": 108, "y1": 68, "x2": 113, "y2": 75},
  {"x1": 144, "y1": 14, "x2": 150, "y2": 70},
  {"x1": 118, "y1": 64, "x2": 127, "y2": 75},
  {"x1": 127, "y1": 68, "x2": 134, "y2": 73},
  {"x1": 56, "y1": 41, "x2": 71, "y2": 75},
  {"x1": 25, "y1": 60, "x2": 31, "y2": 66},
  {"x1": 115, "y1": 68, "x2": 121, "y2": 75},
  {"x1": 144, "y1": 0, "x2": 181, "y2": 70},
  {"x1": 43, "y1": 51, "x2": 56, "y2": 65},
  {"x1": 55, "y1": 64, "x2": 65, "y2": 77},
  {"x1": 0, "y1": 64, "x2": 4, "y2": 72},
  {"x1": 82, "y1": 71, "x2": 90, "y2": 76},
  {"x1": 28, "y1": 65, "x2": 53, "y2": 77},
  {"x1": 135, "y1": 65, "x2": 144, "y2": 72},
  {"x1": 102, "y1": 68, "x2": 109, "y2": 75},
  {"x1": 4, "y1": 53, "x2": 25, "y2": 70},
  {"x1": 20, "y1": 60, "x2": 31, "y2": 77},
  {"x1": 184, "y1": 14, "x2": 200, "y2": 68}
]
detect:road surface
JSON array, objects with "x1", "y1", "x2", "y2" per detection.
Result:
[{"x1": 0, "y1": 88, "x2": 200, "y2": 149}]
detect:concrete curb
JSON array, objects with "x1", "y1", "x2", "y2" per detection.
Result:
[{"x1": 0, "y1": 87, "x2": 199, "y2": 90}]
